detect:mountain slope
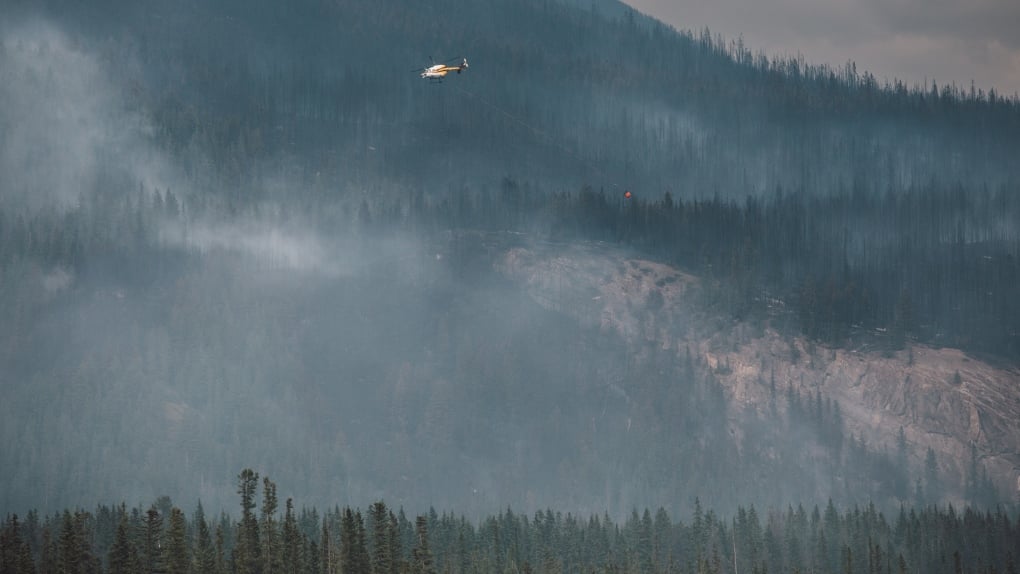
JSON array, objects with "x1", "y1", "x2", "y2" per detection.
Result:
[
  {"x1": 2, "y1": 0, "x2": 1019, "y2": 518},
  {"x1": 8, "y1": 0, "x2": 1020, "y2": 209},
  {"x1": 496, "y1": 237, "x2": 1020, "y2": 504}
]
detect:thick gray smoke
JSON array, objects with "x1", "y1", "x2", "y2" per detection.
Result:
[
  {"x1": 0, "y1": 21, "x2": 177, "y2": 208},
  {"x1": 0, "y1": 20, "x2": 357, "y2": 277}
]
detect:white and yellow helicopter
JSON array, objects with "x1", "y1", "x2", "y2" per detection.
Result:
[{"x1": 414, "y1": 57, "x2": 469, "y2": 82}]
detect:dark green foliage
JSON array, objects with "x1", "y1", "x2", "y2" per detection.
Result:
[
  {"x1": 281, "y1": 500, "x2": 301, "y2": 574},
  {"x1": 262, "y1": 478, "x2": 282, "y2": 574},
  {"x1": 368, "y1": 502, "x2": 391, "y2": 574},
  {"x1": 193, "y1": 503, "x2": 217, "y2": 574},
  {"x1": 0, "y1": 514, "x2": 36, "y2": 574},
  {"x1": 0, "y1": 479, "x2": 998, "y2": 574},
  {"x1": 321, "y1": 520, "x2": 333, "y2": 574},
  {"x1": 166, "y1": 508, "x2": 190, "y2": 574},
  {"x1": 5, "y1": 184, "x2": 1009, "y2": 512},
  {"x1": 340, "y1": 509, "x2": 370, "y2": 574},
  {"x1": 215, "y1": 521, "x2": 229, "y2": 574},
  {"x1": 38, "y1": 524, "x2": 57, "y2": 574},
  {"x1": 106, "y1": 512, "x2": 135, "y2": 574},
  {"x1": 57, "y1": 510, "x2": 100, "y2": 574},
  {"x1": 236, "y1": 469, "x2": 262, "y2": 574},
  {"x1": 141, "y1": 506, "x2": 166, "y2": 574},
  {"x1": 353, "y1": 514, "x2": 370, "y2": 574},
  {"x1": 386, "y1": 513, "x2": 402, "y2": 574},
  {"x1": 409, "y1": 516, "x2": 434, "y2": 574},
  {"x1": 303, "y1": 537, "x2": 319, "y2": 574}
]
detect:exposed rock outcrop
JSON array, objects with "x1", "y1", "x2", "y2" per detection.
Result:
[{"x1": 496, "y1": 238, "x2": 1020, "y2": 503}]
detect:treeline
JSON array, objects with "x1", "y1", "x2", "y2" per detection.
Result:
[{"x1": 2, "y1": 469, "x2": 1018, "y2": 574}]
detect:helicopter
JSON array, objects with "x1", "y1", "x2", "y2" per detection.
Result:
[{"x1": 414, "y1": 57, "x2": 468, "y2": 82}]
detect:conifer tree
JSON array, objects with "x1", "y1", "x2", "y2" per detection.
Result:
[
  {"x1": 913, "y1": 478, "x2": 925, "y2": 509},
  {"x1": 215, "y1": 522, "x2": 228, "y2": 574},
  {"x1": 54, "y1": 511, "x2": 86, "y2": 574},
  {"x1": 387, "y1": 512, "x2": 403, "y2": 574},
  {"x1": 1, "y1": 513, "x2": 38, "y2": 574},
  {"x1": 338, "y1": 511, "x2": 352, "y2": 574},
  {"x1": 924, "y1": 448, "x2": 941, "y2": 505},
  {"x1": 304, "y1": 537, "x2": 319, "y2": 574},
  {"x1": 58, "y1": 510, "x2": 81, "y2": 574},
  {"x1": 262, "y1": 478, "x2": 282, "y2": 574},
  {"x1": 353, "y1": 512, "x2": 370, "y2": 574},
  {"x1": 637, "y1": 509, "x2": 653, "y2": 574},
  {"x1": 369, "y1": 502, "x2": 391, "y2": 574},
  {"x1": 282, "y1": 499, "x2": 301, "y2": 574},
  {"x1": 0, "y1": 514, "x2": 14, "y2": 574},
  {"x1": 690, "y1": 498, "x2": 706, "y2": 565},
  {"x1": 455, "y1": 522, "x2": 471, "y2": 574},
  {"x1": 166, "y1": 508, "x2": 189, "y2": 574},
  {"x1": 410, "y1": 516, "x2": 434, "y2": 574},
  {"x1": 108, "y1": 512, "x2": 136, "y2": 574},
  {"x1": 141, "y1": 506, "x2": 166, "y2": 574},
  {"x1": 193, "y1": 503, "x2": 217, "y2": 574},
  {"x1": 38, "y1": 525, "x2": 57, "y2": 574},
  {"x1": 894, "y1": 427, "x2": 910, "y2": 499},
  {"x1": 77, "y1": 511, "x2": 100, "y2": 574},
  {"x1": 652, "y1": 507, "x2": 671, "y2": 572},
  {"x1": 236, "y1": 469, "x2": 262, "y2": 574},
  {"x1": 16, "y1": 532, "x2": 35, "y2": 574},
  {"x1": 339, "y1": 509, "x2": 369, "y2": 574},
  {"x1": 323, "y1": 519, "x2": 335, "y2": 574}
]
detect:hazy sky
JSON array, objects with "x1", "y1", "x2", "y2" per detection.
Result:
[{"x1": 622, "y1": 0, "x2": 1020, "y2": 97}]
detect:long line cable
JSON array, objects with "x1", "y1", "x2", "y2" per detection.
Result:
[{"x1": 452, "y1": 84, "x2": 621, "y2": 191}]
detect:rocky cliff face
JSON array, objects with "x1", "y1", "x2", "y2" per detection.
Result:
[{"x1": 495, "y1": 237, "x2": 1020, "y2": 503}]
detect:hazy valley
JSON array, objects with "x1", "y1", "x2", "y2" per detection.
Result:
[{"x1": 1, "y1": 0, "x2": 1020, "y2": 571}]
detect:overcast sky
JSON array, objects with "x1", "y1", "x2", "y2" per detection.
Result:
[{"x1": 622, "y1": 0, "x2": 1020, "y2": 97}]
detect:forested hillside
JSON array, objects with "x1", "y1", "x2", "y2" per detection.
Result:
[
  {"x1": 6, "y1": 0, "x2": 1020, "y2": 205},
  {"x1": 1, "y1": 169, "x2": 1014, "y2": 517},
  {"x1": 1, "y1": 0, "x2": 1018, "y2": 525}
]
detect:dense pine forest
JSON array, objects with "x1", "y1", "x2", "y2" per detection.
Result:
[
  {"x1": 0, "y1": 158, "x2": 1011, "y2": 518},
  {"x1": 4, "y1": 0, "x2": 1018, "y2": 359},
  {"x1": 4, "y1": 171, "x2": 1018, "y2": 359},
  {"x1": 2, "y1": 0, "x2": 1019, "y2": 546},
  {"x1": 2, "y1": 469, "x2": 1019, "y2": 574}
]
